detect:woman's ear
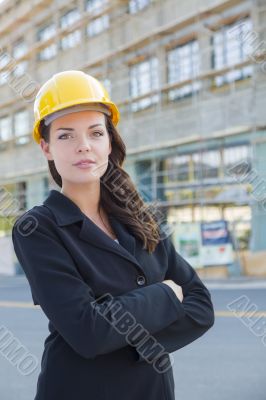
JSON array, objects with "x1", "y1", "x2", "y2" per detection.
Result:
[{"x1": 40, "y1": 138, "x2": 53, "y2": 161}]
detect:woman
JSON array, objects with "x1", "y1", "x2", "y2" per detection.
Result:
[{"x1": 12, "y1": 70, "x2": 215, "y2": 400}]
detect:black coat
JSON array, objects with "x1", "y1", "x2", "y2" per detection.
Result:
[{"x1": 12, "y1": 189, "x2": 215, "y2": 400}]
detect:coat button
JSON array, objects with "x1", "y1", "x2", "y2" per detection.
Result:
[{"x1": 136, "y1": 275, "x2": 146, "y2": 286}]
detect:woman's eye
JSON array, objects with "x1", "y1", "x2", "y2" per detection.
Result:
[
  {"x1": 58, "y1": 133, "x2": 71, "y2": 139},
  {"x1": 58, "y1": 132, "x2": 103, "y2": 139}
]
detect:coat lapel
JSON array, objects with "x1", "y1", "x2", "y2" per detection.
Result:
[
  {"x1": 43, "y1": 189, "x2": 144, "y2": 272},
  {"x1": 78, "y1": 215, "x2": 142, "y2": 269}
]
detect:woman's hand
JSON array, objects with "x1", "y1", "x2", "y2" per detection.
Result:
[{"x1": 162, "y1": 280, "x2": 184, "y2": 303}]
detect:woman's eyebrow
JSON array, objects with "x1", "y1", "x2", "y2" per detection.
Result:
[
  {"x1": 56, "y1": 128, "x2": 73, "y2": 131},
  {"x1": 56, "y1": 124, "x2": 104, "y2": 131}
]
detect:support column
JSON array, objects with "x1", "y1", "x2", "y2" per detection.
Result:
[{"x1": 250, "y1": 139, "x2": 266, "y2": 251}]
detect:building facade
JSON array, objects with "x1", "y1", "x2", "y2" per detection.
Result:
[{"x1": 0, "y1": 0, "x2": 266, "y2": 272}]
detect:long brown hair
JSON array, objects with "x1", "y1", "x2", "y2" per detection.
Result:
[{"x1": 39, "y1": 115, "x2": 162, "y2": 253}]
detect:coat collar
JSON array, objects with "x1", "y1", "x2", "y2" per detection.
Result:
[{"x1": 43, "y1": 189, "x2": 144, "y2": 272}]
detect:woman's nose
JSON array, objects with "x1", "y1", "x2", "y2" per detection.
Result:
[
  {"x1": 77, "y1": 145, "x2": 90, "y2": 152},
  {"x1": 76, "y1": 137, "x2": 92, "y2": 152}
]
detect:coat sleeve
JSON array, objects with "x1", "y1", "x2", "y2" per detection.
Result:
[
  {"x1": 12, "y1": 211, "x2": 188, "y2": 360},
  {"x1": 135, "y1": 235, "x2": 215, "y2": 363}
]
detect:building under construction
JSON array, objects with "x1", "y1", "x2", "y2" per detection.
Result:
[{"x1": 0, "y1": 0, "x2": 266, "y2": 275}]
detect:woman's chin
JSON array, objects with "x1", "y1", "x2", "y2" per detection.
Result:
[{"x1": 62, "y1": 176, "x2": 99, "y2": 185}]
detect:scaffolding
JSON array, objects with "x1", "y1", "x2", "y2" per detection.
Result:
[{"x1": 0, "y1": 0, "x2": 265, "y2": 249}]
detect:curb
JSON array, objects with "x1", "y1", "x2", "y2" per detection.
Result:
[{"x1": 203, "y1": 277, "x2": 266, "y2": 289}]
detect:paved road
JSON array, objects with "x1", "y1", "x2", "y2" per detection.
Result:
[{"x1": 0, "y1": 275, "x2": 265, "y2": 400}]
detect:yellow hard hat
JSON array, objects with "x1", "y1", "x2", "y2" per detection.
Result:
[{"x1": 33, "y1": 70, "x2": 120, "y2": 144}]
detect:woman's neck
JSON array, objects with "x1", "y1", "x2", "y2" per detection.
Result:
[{"x1": 60, "y1": 184, "x2": 100, "y2": 218}]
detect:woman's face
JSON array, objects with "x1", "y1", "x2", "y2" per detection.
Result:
[{"x1": 40, "y1": 110, "x2": 112, "y2": 185}]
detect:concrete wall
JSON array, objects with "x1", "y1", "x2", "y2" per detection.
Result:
[{"x1": 0, "y1": 235, "x2": 16, "y2": 275}]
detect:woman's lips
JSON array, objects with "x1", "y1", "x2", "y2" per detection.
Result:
[{"x1": 74, "y1": 161, "x2": 96, "y2": 169}]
